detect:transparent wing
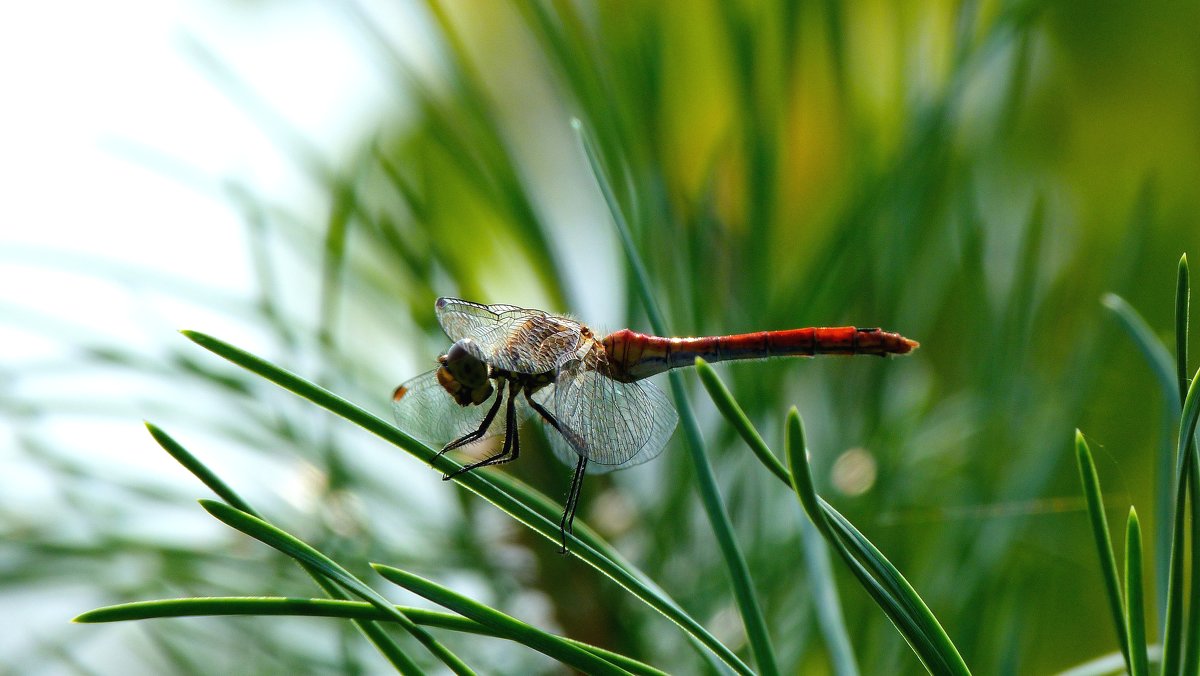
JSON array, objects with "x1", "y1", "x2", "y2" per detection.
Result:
[
  {"x1": 532, "y1": 366, "x2": 678, "y2": 474},
  {"x1": 392, "y1": 369, "x2": 528, "y2": 449},
  {"x1": 434, "y1": 297, "x2": 584, "y2": 374}
]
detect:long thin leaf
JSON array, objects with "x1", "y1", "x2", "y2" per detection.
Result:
[
  {"x1": 698, "y1": 337, "x2": 961, "y2": 672},
  {"x1": 1073, "y1": 430, "x2": 1131, "y2": 672},
  {"x1": 818, "y1": 503, "x2": 970, "y2": 674},
  {"x1": 199, "y1": 500, "x2": 472, "y2": 676},
  {"x1": 1103, "y1": 294, "x2": 1181, "y2": 413},
  {"x1": 1177, "y1": 255, "x2": 1190, "y2": 406},
  {"x1": 144, "y1": 424, "x2": 415, "y2": 672},
  {"x1": 574, "y1": 118, "x2": 780, "y2": 676},
  {"x1": 696, "y1": 358, "x2": 858, "y2": 674},
  {"x1": 695, "y1": 359, "x2": 790, "y2": 485},
  {"x1": 1161, "y1": 366, "x2": 1200, "y2": 675},
  {"x1": 1124, "y1": 509, "x2": 1149, "y2": 676},
  {"x1": 178, "y1": 330, "x2": 751, "y2": 675},
  {"x1": 1185, "y1": 467, "x2": 1200, "y2": 676},
  {"x1": 145, "y1": 423, "x2": 259, "y2": 516},
  {"x1": 799, "y1": 509, "x2": 861, "y2": 676},
  {"x1": 372, "y1": 565, "x2": 639, "y2": 676},
  {"x1": 74, "y1": 597, "x2": 477, "y2": 626},
  {"x1": 1104, "y1": 291, "x2": 1182, "y2": 623},
  {"x1": 1179, "y1": 255, "x2": 1200, "y2": 675},
  {"x1": 786, "y1": 408, "x2": 970, "y2": 675},
  {"x1": 1160, "y1": 479, "x2": 1190, "y2": 676},
  {"x1": 785, "y1": 413, "x2": 941, "y2": 669},
  {"x1": 74, "y1": 597, "x2": 661, "y2": 676}
]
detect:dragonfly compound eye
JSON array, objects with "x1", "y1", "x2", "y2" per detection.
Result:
[{"x1": 444, "y1": 338, "x2": 489, "y2": 389}]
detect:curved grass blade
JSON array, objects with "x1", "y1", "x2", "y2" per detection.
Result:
[
  {"x1": 75, "y1": 597, "x2": 478, "y2": 626},
  {"x1": 697, "y1": 365, "x2": 956, "y2": 672},
  {"x1": 1103, "y1": 294, "x2": 1180, "y2": 412},
  {"x1": 71, "y1": 597, "x2": 487, "y2": 629},
  {"x1": 178, "y1": 330, "x2": 751, "y2": 675},
  {"x1": 786, "y1": 408, "x2": 969, "y2": 675},
  {"x1": 697, "y1": 358, "x2": 858, "y2": 674},
  {"x1": 144, "y1": 423, "x2": 414, "y2": 672},
  {"x1": 658, "y1": 353, "x2": 776, "y2": 676},
  {"x1": 1161, "y1": 366, "x2": 1200, "y2": 675},
  {"x1": 1177, "y1": 255, "x2": 1190, "y2": 405},
  {"x1": 695, "y1": 359, "x2": 790, "y2": 485},
  {"x1": 1073, "y1": 430, "x2": 1131, "y2": 671},
  {"x1": 372, "y1": 564, "x2": 644, "y2": 676},
  {"x1": 1160, "y1": 481, "x2": 1189, "y2": 676},
  {"x1": 199, "y1": 500, "x2": 472, "y2": 676},
  {"x1": 77, "y1": 597, "x2": 663, "y2": 676},
  {"x1": 799, "y1": 517, "x2": 860, "y2": 676},
  {"x1": 818, "y1": 504, "x2": 969, "y2": 674},
  {"x1": 785, "y1": 412, "x2": 941, "y2": 670},
  {"x1": 1124, "y1": 509, "x2": 1149, "y2": 676},
  {"x1": 145, "y1": 423, "x2": 258, "y2": 516},
  {"x1": 1176, "y1": 255, "x2": 1200, "y2": 676},
  {"x1": 1185, "y1": 465, "x2": 1200, "y2": 676},
  {"x1": 1104, "y1": 292, "x2": 1182, "y2": 621},
  {"x1": 575, "y1": 118, "x2": 780, "y2": 676}
]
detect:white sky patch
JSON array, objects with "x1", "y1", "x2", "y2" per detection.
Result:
[
  {"x1": 0, "y1": 1, "x2": 399, "y2": 341},
  {"x1": 0, "y1": 2, "x2": 425, "y2": 662}
]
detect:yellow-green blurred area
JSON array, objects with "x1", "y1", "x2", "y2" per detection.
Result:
[{"x1": 4, "y1": 0, "x2": 1200, "y2": 674}]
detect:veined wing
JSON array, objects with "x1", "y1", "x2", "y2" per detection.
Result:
[
  {"x1": 392, "y1": 369, "x2": 529, "y2": 449},
  {"x1": 532, "y1": 365, "x2": 678, "y2": 474},
  {"x1": 435, "y1": 297, "x2": 585, "y2": 374}
]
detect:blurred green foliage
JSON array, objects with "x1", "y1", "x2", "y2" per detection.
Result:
[{"x1": 6, "y1": 0, "x2": 1200, "y2": 673}]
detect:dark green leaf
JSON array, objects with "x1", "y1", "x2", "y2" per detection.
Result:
[
  {"x1": 1073, "y1": 430, "x2": 1131, "y2": 672},
  {"x1": 199, "y1": 500, "x2": 471, "y2": 676},
  {"x1": 1124, "y1": 509, "x2": 1149, "y2": 676},
  {"x1": 575, "y1": 119, "x2": 779, "y2": 676},
  {"x1": 786, "y1": 408, "x2": 969, "y2": 675}
]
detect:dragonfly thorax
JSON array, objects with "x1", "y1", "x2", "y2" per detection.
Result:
[{"x1": 436, "y1": 338, "x2": 493, "y2": 406}]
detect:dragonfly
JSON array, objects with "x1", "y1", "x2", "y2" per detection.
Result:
[{"x1": 393, "y1": 297, "x2": 919, "y2": 552}]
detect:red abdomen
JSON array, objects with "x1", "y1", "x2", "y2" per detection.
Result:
[{"x1": 601, "y1": 327, "x2": 918, "y2": 382}]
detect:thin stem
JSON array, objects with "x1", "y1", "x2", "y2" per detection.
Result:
[
  {"x1": 574, "y1": 118, "x2": 780, "y2": 676},
  {"x1": 1124, "y1": 509, "x2": 1149, "y2": 676},
  {"x1": 1074, "y1": 430, "x2": 1131, "y2": 672}
]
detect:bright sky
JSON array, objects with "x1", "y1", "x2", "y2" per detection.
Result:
[
  {"x1": 0, "y1": 2, "x2": 432, "y2": 660},
  {"x1": 0, "y1": 0, "x2": 410, "y2": 357}
]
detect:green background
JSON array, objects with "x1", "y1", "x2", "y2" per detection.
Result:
[{"x1": 5, "y1": 1, "x2": 1200, "y2": 673}]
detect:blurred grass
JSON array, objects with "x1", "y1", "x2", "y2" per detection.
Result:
[{"x1": 5, "y1": 0, "x2": 1200, "y2": 673}]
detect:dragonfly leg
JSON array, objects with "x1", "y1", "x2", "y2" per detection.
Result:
[
  {"x1": 558, "y1": 455, "x2": 588, "y2": 554},
  {"x1": 440, "y1": 380, "x2": 505, "y2": 455},
  {"x1": 443, "y1": 382, "x2": 521, "y2": 480},
  {"x1": 526, "y1": 390, "x2": 587, "y2": 451},
  {"x1": 525, "y1": 392, "x2": 563, "y2": 433},
  {"x1": 526, "y1": 389, "x2": 590, "y2": 553}
]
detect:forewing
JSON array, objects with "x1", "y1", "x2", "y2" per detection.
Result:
[
  {"x1": 392, "y1": 369, "x2": 517, "y2": 449},
  {"x1": 533, "y1": 366, "x2": 678, "y2": 474},
  {"x1": 435, "y1": 298, "x2": 520, "y2": 345},
  {"x1": 435, "y1": 297, "x2": 584, "y2": 374}
]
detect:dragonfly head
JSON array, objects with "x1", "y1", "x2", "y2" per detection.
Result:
[{"x1": 436, "y1": 338, "x2": 493, "y2": 406}]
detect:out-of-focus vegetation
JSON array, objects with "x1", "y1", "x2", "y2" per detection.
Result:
[{"x1": 5, "y1": 1, "x2": 1200, "y2": 674}]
